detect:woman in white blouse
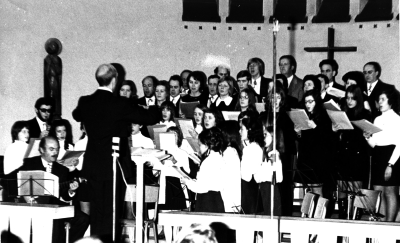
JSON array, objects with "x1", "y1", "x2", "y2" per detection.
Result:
[
  {"x1": 218, "y1": 121, "x2": 242, "y2": 213},
  {"x1": 210, "y1": 76, "x2": 238, "y2": 112},
  {"x1": 4, "y1": 121, "x2": 30, "y2": 175},
  {"x1": 182, "y1": 127, "x2": 225, "y2": 212},
  {"x1": 364, "y1": 89, "x2": 400, "y2": 222}
]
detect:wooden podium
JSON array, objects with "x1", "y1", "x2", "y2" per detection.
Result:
[{"x1": 0, "y1": 202, "x2": 74, "y2": 243}]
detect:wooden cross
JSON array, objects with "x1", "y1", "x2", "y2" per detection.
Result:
[{"x1": 304, "y1": 27, "x2": 357, "y2": 59}]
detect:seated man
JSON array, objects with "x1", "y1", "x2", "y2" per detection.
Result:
[{"x1": 18, "y1": 136, "x2": 89, "y2": 243}]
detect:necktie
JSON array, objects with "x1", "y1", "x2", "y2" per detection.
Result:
[
  {"x1": 147, "y1": 98, "x2": 153, "y2": 106},
  {"x1": 368, "y1": 84, "x2": 372, "y2": 95},
  {"x1": 253, "y1": 79, "x2": 257, "y2": 86},
  {"x1": 46, "y1": 162, "x2": 52, "y2": 173}
]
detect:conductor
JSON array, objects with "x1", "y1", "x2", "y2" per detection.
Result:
[{"x1": 72, "y1": 64, "x2": 158, "y2": 240}]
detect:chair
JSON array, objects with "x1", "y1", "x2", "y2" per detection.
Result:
[
  {"x1": 121, "y1": 184, "x2": 160, "y2": 243},
  {"x1": 313, "y1": 197, "x2": 329, "y2": 219},
  {"x1": 352, "y1": 189, "x2": 382, "y2": 220},
  {"x1": 281, "y1": 192, "x2": 319, "y2": 242},
  {"x1": 301, "y1": 192, "x2": 319, "y2": 218}
]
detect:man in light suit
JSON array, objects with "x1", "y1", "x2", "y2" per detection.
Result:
[
  {"x1": 364, "y1": 61, "x2": 394, "y2": 119},
  {"x1": 279, "y1": 55, "x2": 303, "y2": 103},
  {"x1": 72, "y1": 64, "x2": 158, "y2": 241},
  {"x1": 26, "y1": 97, "x2": 55, "y2": 139}
]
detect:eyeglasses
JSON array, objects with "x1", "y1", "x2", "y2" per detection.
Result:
[
  {"x1": 305, "y1": 100, "x2": 315, "y2": 104},
  {"x1": 39, "y1": 108, "x2": 52, "y2": 113},
  {"x1": 363, "y1": 70, "x2": 375, "y2": 75}
]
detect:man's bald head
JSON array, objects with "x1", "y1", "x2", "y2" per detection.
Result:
[{"x1": 95, "y1": 64, "x2": 118, "y2": 87}]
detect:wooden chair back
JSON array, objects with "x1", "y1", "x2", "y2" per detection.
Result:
[
  {"x1": 353, "y1": 189, "x2": 382, "y2": 220},
  {"x1": 301, "y1": 192, "x2": 318, "y2": 218},
  {"x1": 314, "y1": 197, "x2": 329, "y2": 219}
]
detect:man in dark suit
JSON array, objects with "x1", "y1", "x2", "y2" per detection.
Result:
[
  {"x1": 247, "y1": 57, "x2": 272, "y2": 102},
  {"x1": 364, "y1": 61, "x2": 395, "y2": 119},
  {"x1": 137, "y1": 75, "x2": 158, "y2": 106},
  {"x1": 19, "y1": 136, "x2": 89, "y2": 243},
  {"x1": 319, "y1": 59, "x2": 345, "y2": 91},
  {"x1": 207, "y1": 75, "x2": 219, "y2": 108},
  {"x1": 72, "y1": 64, "x2": 158, "y2": 240},
  {"x1": 279, "y1": 55, "x2": 304, "y2": 103},
  {"x1": 26, "y1": 97, "x2": 55, "y2": 139},
  {"x1": 169, "y1": 75, "x2": 183, "y2": 115}
]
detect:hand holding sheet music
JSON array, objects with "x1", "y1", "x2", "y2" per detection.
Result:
[
  {"x1": 287, "y1": 110, "x2": 315, "y2": 130},
  {"x1": 351, "y1": 119, "x2": 382, "y2": 134},
  {"x1": 326, "y1": 110, "x2": 354, "y2": 130},
  {"x1": 174, "y1": 118, "x2": 195, "y2": 138}
]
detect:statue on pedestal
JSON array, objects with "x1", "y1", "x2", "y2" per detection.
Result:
[{"x1": 44, "y1": 38, "x2": 62, "y2": 119}]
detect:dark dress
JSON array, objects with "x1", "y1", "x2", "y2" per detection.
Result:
[
  {"x1": 371, "y1": 145, "x2": 400, "y2": 186},
  {"x1": 295, "y1": 108, "x2": 334, "y2": 184},
  {"x1": 181, "y1": 92, "x2": 208, "y2": 106},
  {"x1": 158, "y1": 176, "x2": 187, "y2": 210},
  {"x1": 334, "y1": 108, "x2": 371, "y2": 181}
]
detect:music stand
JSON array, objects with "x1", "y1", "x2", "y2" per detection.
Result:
[{"x1": 17, "y1": 171, "x2": 59, "y2": 203}]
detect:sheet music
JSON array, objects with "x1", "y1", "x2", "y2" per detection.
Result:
[
  {"x1": 351, "y1": 119, "x2": 382, "y2": 134},
  {"x1": 147, "y1": 124, "x2": 167, "y2": 140},
  {"x1": 326, "y1": 110, "x2": 354, "y2": 130},
  {"x1": 174, "y1": 118, "x2": 195, "y2": 138},
  {"x1": 159, "y1": 132, "x2": 176, "y2": 150},
  {"x1": 186, "y1": 137, "x2": 200, "y2": 153},
  {"x1": 286, "y1": 110, "x2": 314, "y2": 130},
  {"x1": 222, "y1": 111, "x2": 240, "y2": 121},
  {"x1": 24, "y1": 138, "x2": 41, "y2": 158},
  {"x1": 327, "y1": 87, "x2": 345, "y2": 98},
  {"x1": 60, "y1": 151, "x2": 85, "y2": 167},
  {"x1": 255, "y1": 103, "x2": 265, "y2": 113},
  {"x1": 17, "y1": 171, "x2": 59, "y2": 198},
  {"x1": 179, "y1": 101, "x2": 199, "y2": 118},
  {"x1": 323, "y1": 99, "x2": 341, "y2": 111}
]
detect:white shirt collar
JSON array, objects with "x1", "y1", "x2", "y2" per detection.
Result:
[
  {"x1": 367, "y1": 80, "x2": 379, "y2": 95},
  {"x1": 41, "y1": 157, "x2": 53, "y2": 169},
  {"x1": 145, "y1": 95, "x2": 155, "y2": 106},
  {"x1": 252, "y1": 76, "x2": 262, "y2": 94},
  {"x1": 216, "y1": 96, "x2": 233, "y2": 107},
  {"x1": 170, "y1": 95, "x2": 180, "y2": 104},
  {"x1": 209, "y1": 94, "x2": 218, "y2": 101},
  {"x1": 287, "y1": 75, "x2": 294, "y2": 87},
  {"x1": 98, "y1": 86, "x2": 112, "y2": 93}
]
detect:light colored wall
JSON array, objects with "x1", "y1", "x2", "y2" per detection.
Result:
[{"x1": 0, "y1": 0, "x2": 399, "y2": 154}]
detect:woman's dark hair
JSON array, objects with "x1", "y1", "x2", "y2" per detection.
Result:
[
  {"x1": 235, "y1": 88, "x2": 257, "y2": 112},
  {"x1": 187, "y1": 71, "x2": 207, "y2": 94},
  {"x1": 167, "y1": 126, "x2": 183, "y2": 147},
  {"x1": 302, "y1": 89, "x2": 323, "y2": 120},
  {"x1": 119, "y1": 80, "x2": 138, "y2": 100},
  {"x1": 303, "y1": 74, "x2": 321, "y2": 93},
  {"x1": 266, "y1": 86, "x2": 287, "y2": 113},
  {"x1": 381, "y1": 88, "x2": 400, "y2": 115},
  {"x1": 261, "y1": 118, "x2": 285, "y2": 155},
  {"x1": 343, "y1": 85, "x2": 364, "y2": 118},
  {"x1": 193, "y1": 103, "x2": 208, "y2": 127},
  {"x1": 198, "y1": 127, "x2": 224, "y2": 153},
  {"x1": 275, "y1": 74, "x2": 289, "y2": 92},
  {"x1": 218, "y1": 120, "x2": 242, "y2": 159},
  {"x1": 160, "y1": 101, "x2": 176, "y2": 122},
  {"x1": 49, "y1": 119, "x2": 74, "y2": 150},
  {"x1": 342, "y1": 71, "x2": 366, "y2": 90},
  {"x1": 203, "y1": 108, "x2": 224, "y2": 128},
  {"x1": 11, "y1": 121, "x2": 29, "y2": 143},
  {"x1": 240, "y1": 111, "x2": 264, "y2": 147}
]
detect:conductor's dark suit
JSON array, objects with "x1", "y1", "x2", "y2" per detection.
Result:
[
  {"x1": 72, "y1": 88, "x2": 158, "y2": 239},
  {"x1": 19, "y1": 156, "x2": 89, "y2": 243},
  {"x1": 367, "y1": 80, "x2": 394, "y2": 120},
  {"x1": 288, "y1": 75, "x2": 304, "y2": 103}
]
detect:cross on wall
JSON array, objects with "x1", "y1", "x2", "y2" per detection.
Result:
[{"x1": 304, "y1": 27, "x2": 357, "y2": 59}]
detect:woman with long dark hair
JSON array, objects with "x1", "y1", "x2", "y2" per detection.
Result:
[
  {"x1": 294, "y1": 89, "x2": 333, "y2": 196},
  {"x1": 334, "y1": 85, "x2": 372, "y2": 218}
]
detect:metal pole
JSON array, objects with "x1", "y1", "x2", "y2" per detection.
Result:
[
  {"x1": 112, "y1": 137, "x2": 120, "y2": 243},
  {"x1": 271, "y1": 19, "x2": 279, "y2": 220}
]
